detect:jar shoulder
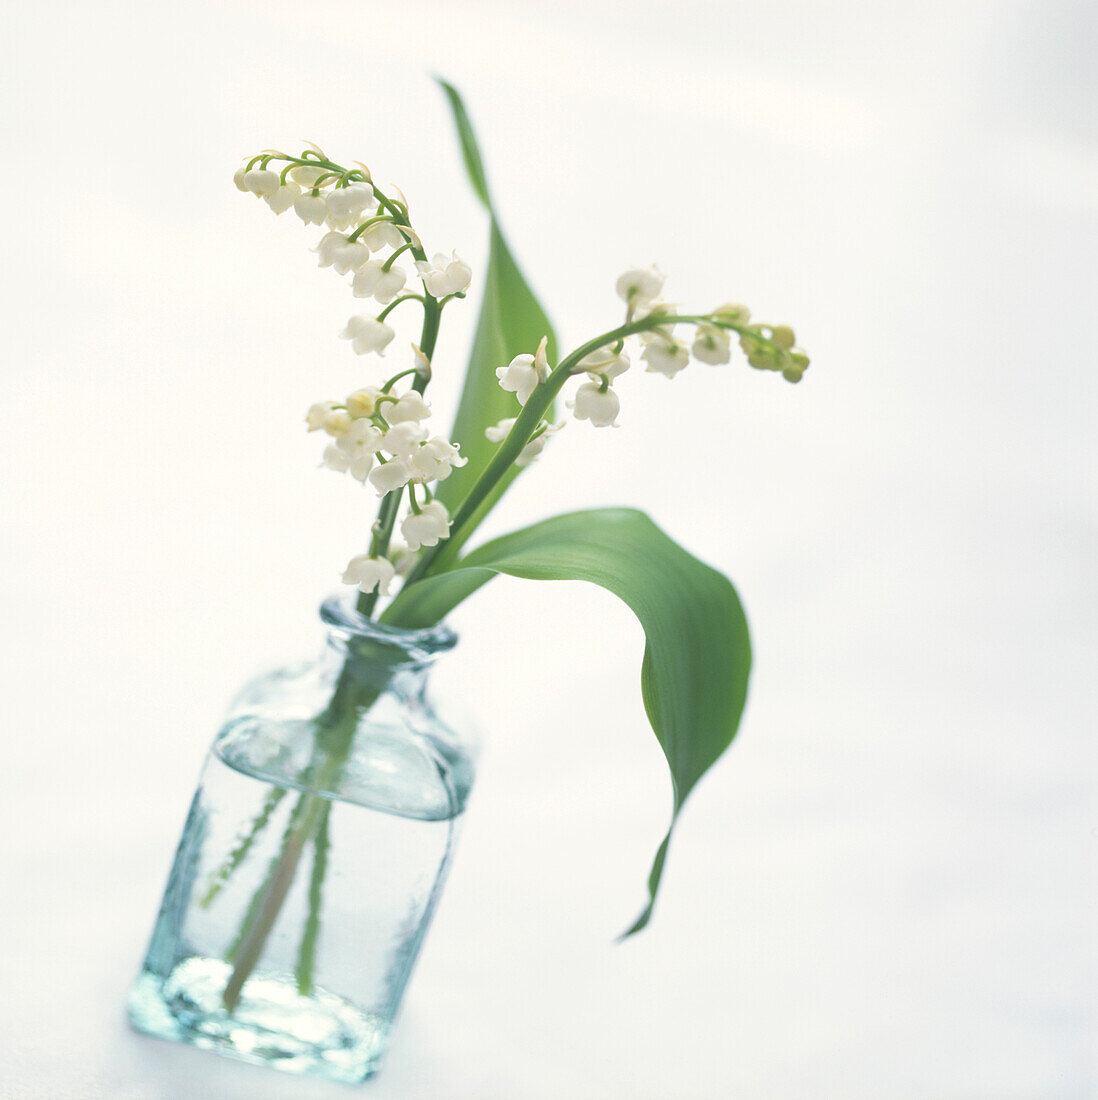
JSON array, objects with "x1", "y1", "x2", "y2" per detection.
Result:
[{"x1": 212, "y1": 659, "x2": 475, "y2": 822}]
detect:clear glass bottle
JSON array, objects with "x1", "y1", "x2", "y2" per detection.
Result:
[{"x1": 128, "y1": 596, "x2": 474, "y2": 1084}]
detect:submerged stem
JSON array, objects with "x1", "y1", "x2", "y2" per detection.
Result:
[{"x1": 295, "y1": 802, "x2": 332, "y2": 996}]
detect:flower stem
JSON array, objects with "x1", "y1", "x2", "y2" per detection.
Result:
[
  {"x1": 391, "y1": 315, "x2": 676, "y2": 590},
  {"x1": 220, "y1": 699, "x2": 362, "y2": 1013},
  {"x1": 294, "y1": 801, "x2": 331, "y2": 997}
]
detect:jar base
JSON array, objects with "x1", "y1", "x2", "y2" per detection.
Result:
[{"x1": 128, "y1": 957, "x2": 388, "y2": 1084}]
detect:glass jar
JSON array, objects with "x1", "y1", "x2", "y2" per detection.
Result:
[{"x1": 127, "y1": 596, "x2": 474, "y2": 1084}]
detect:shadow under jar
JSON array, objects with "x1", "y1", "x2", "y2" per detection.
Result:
[{"x1": 128, "y1": 596, "x2": 474, "y2": 1084}]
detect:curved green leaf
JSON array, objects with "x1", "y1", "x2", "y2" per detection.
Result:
[
  {"x1": 433, "y1": 81, "x2": 558, "y2": 558},
  {"x1": 382, "y1": 508, "x2": 751, "y2": 935}
]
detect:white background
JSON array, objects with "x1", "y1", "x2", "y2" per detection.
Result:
[{"x1": 1, "y1": 1, "x2": 1095, "y2": 1097}]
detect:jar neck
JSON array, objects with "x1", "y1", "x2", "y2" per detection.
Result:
[{"x1": 319, "y1": 594, "x2": 457, "y2": 701}]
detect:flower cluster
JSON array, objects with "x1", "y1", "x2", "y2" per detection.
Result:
[
  {"x1": 236, "y1": 146, "x2": 477, "y2": 597},
  {"x1": 234, "y1": 147, "x2": 472, "y2": 352},
  {"x1": 485, "y1": 266, "x2": 809, "y2": 443},
  {"x1": 305, "y1": 377, "x2": 466, "y2": 589}
]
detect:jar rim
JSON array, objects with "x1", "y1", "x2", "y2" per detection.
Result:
[{"x1": 319, "y1": 593, "x2": 458, "y2": 661}]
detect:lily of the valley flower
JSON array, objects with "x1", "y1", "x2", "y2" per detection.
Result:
[
  {"x1": 568, "y1": 383, "x2": 620, "y2": 427},
  {"x1": 360, "y1": 220, "x2": 406, "y2": 252},
  {"x1": 692, "y1": 323, "x2": 731, "y2": 366},
  {"x1": 579, "y1": 346, "x2": 630, "y2": 380},
  {"x1": 353, "y1": 259, "x2": 407, "y2": 304},
  {"x1": 293, "y1": 191, "x2": 329, "y2": 226},
  {"x1": 242, "y1": 168, "x2": 280, "y2": 197},
  {"x1": 713, "y1": 302, "x2": 751, "y2": 325},
  {"x1": 496, "y1": 336, "x2": 550, "y2": 406},
  {"x1": 641, "y1": 334, "x2": 690, "y2": 378},
  {"x1": 323, "y1": 442, "x2": 378, "y2": 483},
  {"x1": 317, "y1": 232, "x2": 370, "y2": 275},
  {"x1": 265, "y1": 182, "x2": 302, "y2": 215},
  {"x1": 484, "y1": 417, "x2": 564, "y2": 466},
  {"x1": 415, "y1": 251, "x2": 473, "y2": 298},
  {"x1": 380, "y1": 420, "x2": 429, "y2": 457},
  {"x1": 384, "y1": 391, "x2": 432, "y2": 424},
  {"x1": 401, "y1": 500, "x2": 451, "y2": 550},
  {"x1": 325, "y1": 420, "x2": 384, "y2": 482},
  {"x1": 321, "y1": 410, "x2": 352, "y2": 437},
  {"x1": 324, "y1": 183, "x2": 376, "y2": 227},
  {"x1": 341, "y1": 315, "x2": 395, "y2": 355},
  {"x1": 616, "y1": 265, "x2": 664, "y2": 310},
  {"x1": 288, "y1": 164, "x2": 330, "y2": 188},
  {"x1": 341, "y1": 553, "x2": 396, "y2": 595},
  {"x1": 306, "y1": 401, "x2": 338, "y2": 431},
  {"x1": 409, "y1": 437, "x2": 466, "y2": 480},
  {"x1": 345, "y1": 386, "x2": 383, "y2": 418},
  {"x1": 368, "y1": 457, "x2": 414, "y2": 497}
]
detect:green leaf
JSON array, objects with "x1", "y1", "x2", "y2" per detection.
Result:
[
  {"x1": 383, "y1": 508, "x2": 751, "y2": 935},
  {"x1": 433, "y1": 80, "x2": 558, "y2": 557},
  {"x1": 437, "y1": 78, "x2": 492, "y2": 209}
]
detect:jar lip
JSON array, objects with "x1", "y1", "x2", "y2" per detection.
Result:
[{"x1": 319, "y1": 593, "x2": 458, "y2": 658}]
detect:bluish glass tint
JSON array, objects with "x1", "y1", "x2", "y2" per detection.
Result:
[{"x1": 128, "y1": 598, "x2": 473, "y2": 1084}]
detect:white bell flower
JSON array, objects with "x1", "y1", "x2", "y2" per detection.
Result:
[
  {"x1": 713, "y1": 302, "x2": 751, "y2": 325},
  {"x1": 353, "y1": 259, "x2": 407, "y2": 304},
  {"x1": 306, "y1": 401, "x2": 338, "y2": 431},
  {"x1": 567, "y1": 382, "x2": 620, "y2": 427},
  {"x1": 415, "y1": 251, "x2": 473, "y2": 298},
  {"x1": 325, "y1": 183, "x2": 376, "y2": 226},
  {"x1": 409, "y1": 437, "x2": 466, "y2": 481},
  {"x1": 316, "y1": 232, "x2": 370, "y2": 275},
  {"x1": 322, "y1": 410, "x2": 352, "y2": 437},
  {"x1": 368, "y1": 457, "x2": 414, "y2": 497},
  {"x1": 484, "y1": 417, "x2": 562, "y2": 466},
  {"x1": 692, "y1": 324, "x2": 731, "y2": 366},
  {"x1": 381, "y1": 420, "x2": 429, "y2": 457},
  {"x1": 484, "y1": 417, "x2": 516, "y2": 443},
  {"x1": 361, "y1": 220, "x2": 406, "y2": 251},
  {"x1": 579, "y1": 346, "x2": 630, "y2": 381},
  {"x1": 265, "y1": 182, "x2": 301, "y2": 215},
  {"x1": 389, "y1": 543, "x2": 418, "y2": 578},
  {"x1": 496, "y1": 336, "x2": 550, "y2": 406},
  {"x1": 288, "y1": 165, "x2": 330, "y2": 187},
  {"x1": 616, "y1": 265, "x2": 664, "y2": 307},
  {"x1": 293, "y1": 192, "x2": 328, "y2": 226},
  {"x1": 636, "y1": 299, "x2": 679, "y2": 327},
  {"x1": 243, "y1": 168, "x2": 280, "y2": 197},
  {"x1": 348, "y1": 453, "x2": 375, "y2": 482},
  {"x1": 345, "y1": 386, "x2": 384, "y2": 419},
  {"x1": 340, "y1": 315, "x2": 395, "y2": 355},
  {"x1": 233, "y1": 167, "x2": 249, "y2": 192},
  {"x1": 516, "y1": 421, "x2": 564, "y2": 467},
  {"x1": 335, "y1": 419, "x2": 384, "y2": 460},
  {"x1": 385, "y1": 391, "x2": 432, "y2": 424},
  {"x1": 401, "y1": 500, "x2": 451, "y2": 551},
  {"x1": 641, "y1": 334, "x2": 690, "y2": 378},
  {"x1": 322, "y1": 443, "x2": 351, "y2": 472},
  {"x1": 341, "y1": 554, "x2": 396, "y2": 595}
]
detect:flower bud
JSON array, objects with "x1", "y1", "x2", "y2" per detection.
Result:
[
  {"x1": 323, "y1": 410, "x2": 352, "y2": 437},
  {"x1": 713, "y1": 303, "x2": 751, "y2": 325},
  {"x1": 770, "y1": 325, "x2": 795, "y2": 350},
  {"x1": 345, "y1": 387, "x2": 382, "y2": 418}
]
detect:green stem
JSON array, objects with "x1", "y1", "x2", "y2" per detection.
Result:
[
  {"x1": 295, "y1": 802, "x2": 331, "y2": 996},
  {"x1": 200, "y1": 786, "x2": 287, "y2": 909},
  {"x1": 220, "y1": 703, "x2": 361, "y2": 1013},
  {"x1": 392, "y1": 316, "x2": 678, "y2": 590}
]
